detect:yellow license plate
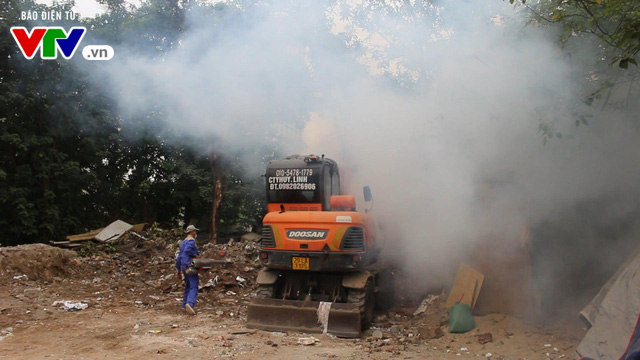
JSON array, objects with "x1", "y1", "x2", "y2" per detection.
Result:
[{"x1": 292, "y1": 257, "x2": 310, "y2": 270}]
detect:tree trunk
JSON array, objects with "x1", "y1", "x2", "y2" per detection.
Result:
[{"x1": 209, "y1": 153, "x2": 222, "y2": 243}]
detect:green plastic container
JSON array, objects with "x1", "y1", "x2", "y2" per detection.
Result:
[{"x1": 449, "y1": 303, "x2": 476, "y2": 333}]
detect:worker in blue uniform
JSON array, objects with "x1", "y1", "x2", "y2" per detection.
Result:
[{"x1": 176, "y1": 224, "x2": 200, "y2": 315}]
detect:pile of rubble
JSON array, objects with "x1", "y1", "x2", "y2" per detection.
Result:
[
  {"x1": 0, "y1": 227, "x2": 582, "y2": 360},
  {"x1": 0, "y1": 243, "x2": 79, "y2": 282}
]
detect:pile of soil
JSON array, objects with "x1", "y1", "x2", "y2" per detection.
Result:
[{"x1": 0, "y1": 244, "x2": 78, "y2": 282}]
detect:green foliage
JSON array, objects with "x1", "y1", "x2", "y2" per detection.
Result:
[
  {"x1": 0, "y1": 0, "x2": 270, "y2": 245},
  {"x1": 511, "y1": 0, "x2": 640, "y2": 134},
  {"x1": 519, "y1": 0, "x2": 640, "y2": 66},
  {"x1": 77, "y1": 241, "x2": 101, "y2": 257}
]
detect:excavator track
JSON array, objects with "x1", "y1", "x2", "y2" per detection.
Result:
[{"x1": 347, "y1": 279, "x2": 375, "y2": 329}]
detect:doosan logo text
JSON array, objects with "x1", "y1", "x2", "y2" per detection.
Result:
[
  {"x1": 11, "y1": 27, "x2": 114, "y2": 60},
  {"x1": 286, "y1": 230, "x2": 328, "y2": 240}
]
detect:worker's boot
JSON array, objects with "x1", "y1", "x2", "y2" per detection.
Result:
[{"x1": 185, "y1": 304, "x2": 197, "y2": 315}]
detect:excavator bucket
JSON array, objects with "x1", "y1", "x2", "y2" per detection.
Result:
[{"x1": 246, "y1": 298, "x2": 362, "y2": 338}]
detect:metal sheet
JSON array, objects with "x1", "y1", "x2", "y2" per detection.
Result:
[{"x1": 95, "y1": 220, "x2": 133, "y2": 242}]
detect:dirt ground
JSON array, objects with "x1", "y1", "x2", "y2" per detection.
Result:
[{"x1": 0, "y1": 236, "x2": 585, "y2": 360}]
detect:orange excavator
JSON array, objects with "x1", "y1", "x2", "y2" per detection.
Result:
[{"x1": 246, "y1": 155, "x2": 392, "y2": 337}]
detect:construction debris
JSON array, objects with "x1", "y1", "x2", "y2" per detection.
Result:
[
  {"x1": 413, "y1": 294, "x2": 441, "y2": 316},
  {"x1": 57, "y1": 221, "x2": 147, "y2": 248},
  {"x1": 477, "y1": 332, "x2": 493, "y2": 344},
  {"x1": 0, "y1": 230, "x2": 582, "y2": 359},
  {"x1": 65, "y1": 228, "x2": 104, "y2": 243},
  {"x1": 297, "y1": 336, "x2": 320, "y2": 346},
  {"x1": 317, "y1": 301, "x2": 332, "y2": 334},
  {"x1": 52, "y1": 300, "x2": 89, "y2": 311},
  {"x1": 446, "y1": 263, "x2": 484, "y2": 309},
  {"x1": 95, "y1": 220, "x2": 133, "y2": 242},
  {"x1": 240, "y1": 232, "x2": 262, "y2": 243}
]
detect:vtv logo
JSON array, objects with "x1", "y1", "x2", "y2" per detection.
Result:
[{"x1": 11, "y1": 27, "x2": 86, "y2": 60}]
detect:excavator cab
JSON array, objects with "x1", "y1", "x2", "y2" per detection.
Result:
[
  {"x1": 266, "y1": 154, "x2": 340, "y2": 212},
  {"x1": 246, "y1": 155, "x2": 388, "y2": 337}
]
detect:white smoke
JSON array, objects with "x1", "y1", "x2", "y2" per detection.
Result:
[{"x1": 94, "y1": 0, "x2": 640, "y2": 314}]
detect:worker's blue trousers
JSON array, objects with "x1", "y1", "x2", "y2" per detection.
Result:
[{"x1": 182, "y1": 272, "x2": 199, "y2": 308}]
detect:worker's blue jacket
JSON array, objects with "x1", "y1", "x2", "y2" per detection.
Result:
[{"x1": 176, "y1": 238, "x2": 199, "y2": 271}]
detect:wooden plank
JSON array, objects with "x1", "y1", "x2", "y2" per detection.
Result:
[
  {"x1": 66, "y1": 228, "x2": 103, "y2": 242},
  {"x1": 131, "y1": 223, "x2": 148, "y2": 232},
  {"x1": 63, "y1": 243, "x2": 84, "y2": 248},
  {"x1": 50, "y1": 241, "x2": 84, "y2": 248},
  {"x1": 445, "y1": 263, "x2": 484, "y2": 309}
]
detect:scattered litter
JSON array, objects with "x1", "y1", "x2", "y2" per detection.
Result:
[
  {"x1": 297, "y1": 336, "x2": 320, "y2": 346},
  {"x1": 485, "y1": 353, "x2": 492, "y2": 358},
  {"x1": 200, "y1": 277, "x2": 217, "y2": 290},
  {"x1": 544, "y1": 344, "x2": 552, "y2": 348},
  {"x1": 13, "y1": 275, "x2": 28, "y2": 281},
  {"x1": 389, "y1": 325, "x2": 400, "y2": 335},
  {"x1": 553, "y1": 347, "x2": 559, "y2": 352},
  {"x1": 148, "y1": 330, "x2": 162, "y2": 334},
  {"x1": 130, "y1": 231, "x2": 148, "y2": 241},
  {"x1": 231, "y1": 330, "x2": 257, "y2": 335},
  {"x1": 477, "y1": 333, "x2": 493, "y2": 344},
  {"x1": 413, "y1": 294, "x2": 439, "y2": 316},
  {"x1": 317, "y1": 301, "x2": 332, "y2": 334},
  {"x1": 460, "y1": 347, "x2": 469, "y2": 352},
  {"x1": 226, "y1": 290, "x2": 237, "y2": 296},
  {"x1": 241, "y1": 232, "x2": 262, "y2": 243},
  {"x1": 52, "y1": 300, "x2": 89, "y2": 311}
]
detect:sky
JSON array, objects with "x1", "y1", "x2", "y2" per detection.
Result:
[{"x1": 38, "y1": 0, "x2": 106, "y2": 18}]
